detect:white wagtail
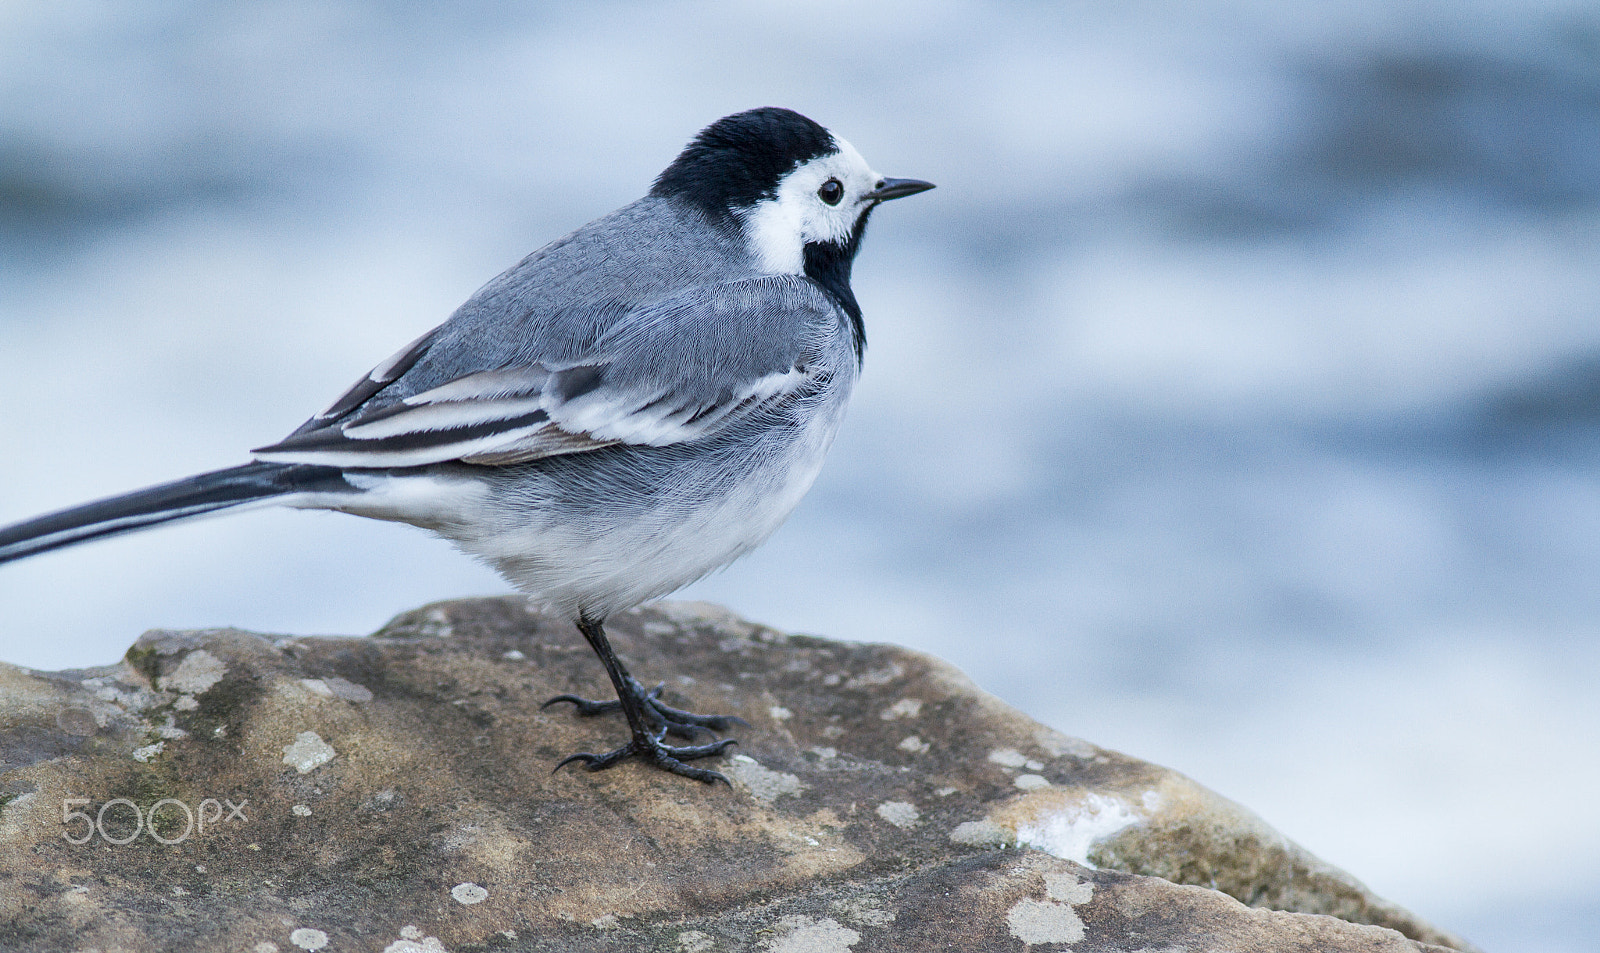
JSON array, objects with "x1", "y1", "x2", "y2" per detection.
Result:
[{"x1": 0, "y1": 108, "x2": 932, "y2": 783}]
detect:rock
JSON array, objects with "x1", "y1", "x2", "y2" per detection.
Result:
[{"x1": 0, "y1": 597, "x2": 1476, "y2": 952}]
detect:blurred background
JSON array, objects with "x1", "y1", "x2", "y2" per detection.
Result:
[{"x1": 2, "y1": 2, "x2": 1597, "y2": 949}]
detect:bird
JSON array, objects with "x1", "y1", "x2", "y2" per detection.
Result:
[{"x1": 0, "y1": 107, "x2": 933, "y2": 784}]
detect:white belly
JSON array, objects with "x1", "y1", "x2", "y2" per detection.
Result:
[{"x1": 411, "y1": 391, "x2": 853, "y2": 621}]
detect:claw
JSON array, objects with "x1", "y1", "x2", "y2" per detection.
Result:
[
  {"x1": 551, "y1": 736, "x2": 736, "y2": 784},
  {"x1": 649, "y1": 698, "x2": 749, "y2": 733},
  {"x1": 545, "y1": 679, "x2": 741, "y2": 780},
  {"x1": 541, "y1": 693, "x2": 622, "y2": 717},
  {"x1": 553, "y1": 751, "x2": 601, "y2": 772},
  {"x1": 545, "y1": 680, "x2": 743, "y2": 744}
]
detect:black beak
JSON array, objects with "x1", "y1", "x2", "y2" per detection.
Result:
[{"x1": 865, "y1": 177, "x2": 935, "y2": 202}]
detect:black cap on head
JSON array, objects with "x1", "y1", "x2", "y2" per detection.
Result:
[{"x1": 651, "y1": 108, "x2": 838, "y2": 220}]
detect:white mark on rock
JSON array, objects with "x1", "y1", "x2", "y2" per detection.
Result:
[
  {"x1": 255, "y1": 943, "x2": 280, "y2": 953},
  {"x1": 1014, "y1": 774, "x2": 1051, "y2": 791},
  {"x1": 440, "y1": 823, "x2": 481, "y2": 851},
  {"x1": 163, "y1": 650, "x2": 227, "y2": 694},
  {"x1": 1007, "y1": 899, "x2": 1085, "y2": 946},
  {"x1": 1016, "y1": 794, "x2": 1142, "y2": 867},
  {"x1": 289, "y1": 928, "x2": 329, "y2": 951},
  {"x1": 769, "y1": 705, "x2": 792, "y2": 720},
  {"x1": 88, "y1": 677, "x2": 157, "y2": 712},
  {"x1": 299, "y1": 679, "x2": 335, "y2": 698},
  {"x1": 765, "y1": 915, "x2": 860, "y2": 953},
  {"x1": 897, "y1": 735, "x2": 930, "y2": 754},
  {"x1": 590, "y1": 914, "x2": 619, "y2": 929},
  {"x1": 1008, "y1": 870, "x2": 1094, "y2": 946},
  {"x1": 419, "y1": 608, "x2": 453, "y2": 637},
  {"x1": 727, "y1": 755, "x2": 804, "y2": 802},
  {"x1": 451, "y1": 882, "x2": 488, "y2": 905},
  {"x1": 809, "y1": 746, "x2": 838, "y2": 760},
  {"x1": 282, "y1": 731, "x2": 336, "y2": 774},
  {"x1": 987, "y1": 748, "x2": 1029, "y2": 768},
  {"x1": 875, "y1": 801, "x2": 920, "y2": 828},
  {"x1": 174, "y1": 695, "x2": 199, "y2": 711},
  {"x1": 1033, "y1": 729, "x2": 1098, "y2": 760},
  {"x1": 844, "y1": 663, "x2": 903, "y2": 689},
  {"x1": 677, "y1": 929, "x2": 715, "y2": 952},
  {"x1": 1044, "y1": 871, "x2": 1094, "y2": 904},
  {"x1": 292, "y1": 805, "x2": 312, "y2": 817},
  {"x1": 1025, "y1": 760, "x2": 1043, "y2": 771},
  {"x1": 132, "y1": 742, "x2": 164, "y2": 763},
  {"x1": 949, "y1": 819, "x2": 1012, "y2": 847},
  {"x1": 323, "y1": 677, "x2": 373, "y2": 702},
  {"x1": 879, "y1": 698, "x2": 922, "y2": 720},
  {"x1": 400, "y1": 926, "x2": 422, "y2": 939}
]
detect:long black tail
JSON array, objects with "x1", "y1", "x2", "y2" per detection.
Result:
[{"x1": 0, "y1": 461, "x2": 354, "y2": 565}]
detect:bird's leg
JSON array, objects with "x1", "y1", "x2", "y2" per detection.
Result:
[{"x1": 543, "y1": 615, "x2": 741, "y2": 783}]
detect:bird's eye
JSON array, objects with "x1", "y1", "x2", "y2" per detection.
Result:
[{"x1": 817, "y1": 179, "x2": 844, "y2": 206}]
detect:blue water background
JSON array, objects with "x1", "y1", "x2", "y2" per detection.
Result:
[{"x1": 2, "y1": 4, "x2": 1598, "y2": 949}]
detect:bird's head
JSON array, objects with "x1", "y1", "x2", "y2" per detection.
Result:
[{"x1": 650, "y1": 107, "x2": 934, "y2": 276}]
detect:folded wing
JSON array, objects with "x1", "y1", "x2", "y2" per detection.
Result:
[{"x1": 252, "y1": 275, "x2": 842, "y2": 469}]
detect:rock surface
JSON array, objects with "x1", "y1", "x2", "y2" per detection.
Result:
[{"x1": 0, "y1": 597, "x2": 1476, "y2": 952}]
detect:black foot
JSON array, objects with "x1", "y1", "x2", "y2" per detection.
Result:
[
  {"x1": 554, "y1": 734, "x2": 738, "y2": 784},
  {"x1": 543, "y1": 678, "x2": 747, "y2": 742},
  {"x1": 550, "y1": 615, "x2": 746, "y2": 785}
]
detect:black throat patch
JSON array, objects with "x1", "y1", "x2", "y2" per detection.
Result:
[{"x1": 803, "y1": 209, "x2": 873, "y2": 363}]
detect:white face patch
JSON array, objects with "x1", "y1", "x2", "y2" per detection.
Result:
[{"x1": 739, "y1": 136, "x2": 882, "y2": 275}]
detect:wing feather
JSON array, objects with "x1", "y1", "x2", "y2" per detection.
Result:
[
  {"x1": 252, "y1": 276, "x2": 842, "y2": 469},
  {"x1": 285, "y1": 328, "x2": 440, "y2": 438}
]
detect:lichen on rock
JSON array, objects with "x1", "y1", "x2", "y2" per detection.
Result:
[{"x1": 0, "y1": 597, "x2": 1478, "y2": 952}]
